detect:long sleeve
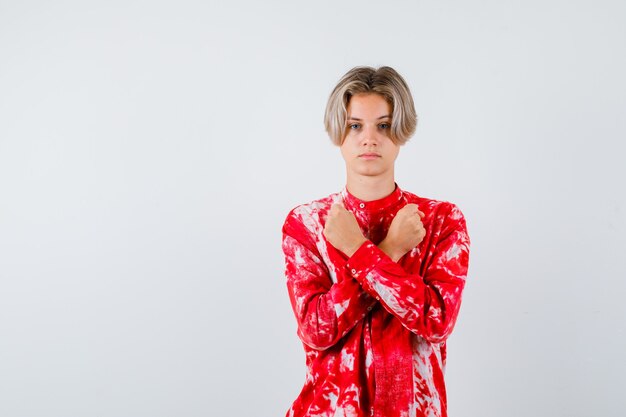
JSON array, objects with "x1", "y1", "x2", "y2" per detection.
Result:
[
  {"x1": 282, "y1": 210, "x2": 377, "y2": 351},
  {"x1": 345, "y1": 203, "x2": 470, "y2": 344}
]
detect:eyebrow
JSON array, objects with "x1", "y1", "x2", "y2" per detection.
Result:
[{"x1": 347, "y1": 115, "x2": 391, "y2": 121}]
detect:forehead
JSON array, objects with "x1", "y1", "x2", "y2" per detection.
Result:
[{"x1": 347, "y1": 93, "x2": 391, "y2": 118}]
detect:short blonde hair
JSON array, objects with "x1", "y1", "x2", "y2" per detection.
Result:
[{"x1": 324, "y1": 66, "x2": 417, "y2": 146}]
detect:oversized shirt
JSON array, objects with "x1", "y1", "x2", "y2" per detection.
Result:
[{"x1": 282, "y1": 184, "x2": 470, "y2": 417}]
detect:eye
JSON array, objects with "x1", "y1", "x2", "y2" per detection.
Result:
[
  {"x1": 378, "y1": 122, "x2": 390, "y2": 129},
  {"x1": 348, "y1": 123, "x2": 361, "y2": 130}
]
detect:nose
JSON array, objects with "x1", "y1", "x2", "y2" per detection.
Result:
[{"x1": 360, "y1": 124, "x2": 381, "y2": 147}]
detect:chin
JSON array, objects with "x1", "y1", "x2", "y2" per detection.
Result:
[{"x1": 354, "y1": 168, "x2": 386, "y2": 177}]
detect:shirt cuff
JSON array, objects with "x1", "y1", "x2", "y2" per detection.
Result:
[{"x1": 345, "y1": 241, "x2": 384, "y2": 282}]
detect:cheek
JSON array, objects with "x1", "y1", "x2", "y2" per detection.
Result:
[
  {"x1": 384, "y1": 140, "x2": 400, "y2": 160},
  {"x1": 340, "y1": 143, "x2": 350, "y2": 161},
  {"x1": 340, "y1": 135, "x2": 355, "y2": 156}
]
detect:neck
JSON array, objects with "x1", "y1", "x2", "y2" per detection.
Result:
[{"x1": 345, "y1": 172, "x2": 396, "y2": 202}]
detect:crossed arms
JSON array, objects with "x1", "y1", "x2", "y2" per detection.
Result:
[{"x1": 282, "y1": 202, "x2": 470, "y2": 350}]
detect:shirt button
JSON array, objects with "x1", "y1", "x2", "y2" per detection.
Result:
[
  {"x1": 367, "y1": 306, "x2": 373, "y2": 311},
  {"x1": 359, "y1": 203, "x2": 365, "y2": 209},
  {"x1": 376, "y1": 296, "x2": 380, "y2": 301},
  {"x1": 351, "y1": 268, "x2": 357, "y2": 275}
]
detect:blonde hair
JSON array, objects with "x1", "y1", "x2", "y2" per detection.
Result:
[{"x1": 324, "y1": 66, "x2": 417, "y2": 146}]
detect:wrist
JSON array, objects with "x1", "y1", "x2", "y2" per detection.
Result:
[
  {"x1": 378, "y1": 238, "x2": 403, "y2": 262},
  {"x1": 345, "y1": 237, "x2": 368, "y2": 258}
]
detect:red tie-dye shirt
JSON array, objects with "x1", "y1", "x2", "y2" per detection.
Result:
[{"x1": 282, "y1": 184, "x2": 470, "y2": 417}]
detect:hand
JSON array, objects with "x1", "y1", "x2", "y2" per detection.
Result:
[
  {"x1": 323, "y1": 203, "x2": 367, "y2": 257},
  {"x1": 379, "y1": 204, "x2": 425, "y2": 262}
]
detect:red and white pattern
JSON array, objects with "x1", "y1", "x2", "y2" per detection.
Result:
[{"x1": 282, "y1": 184, "x2": 470, "y2": 417}]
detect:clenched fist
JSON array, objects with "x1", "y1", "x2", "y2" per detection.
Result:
[
  {"x1": 379, "y1": 203, "x2": 425, "y2": 262},
  {"x1": 323, "y1": 203, "x2": 367, "y2": 257}
]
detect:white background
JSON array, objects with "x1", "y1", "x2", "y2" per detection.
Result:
[{"x1": 1, "y1": 1, "x2": 625, "y2": 416}]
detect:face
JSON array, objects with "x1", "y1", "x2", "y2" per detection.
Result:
[{"x1": 340, "y1": 93, "x2": 400, "y2": 179}]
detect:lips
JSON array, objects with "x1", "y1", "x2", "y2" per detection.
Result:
[{"x1": 358, "y1": 153, "x2": 381, "y2": 159}]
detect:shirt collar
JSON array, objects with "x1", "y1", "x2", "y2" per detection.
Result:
[{"x1": 341, "y1": 183, "x2": 405, "y2": 213}]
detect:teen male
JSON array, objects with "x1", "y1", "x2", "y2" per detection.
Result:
[{"x1": 282, "y1": 66, "x2": 470, "y2": 417}]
